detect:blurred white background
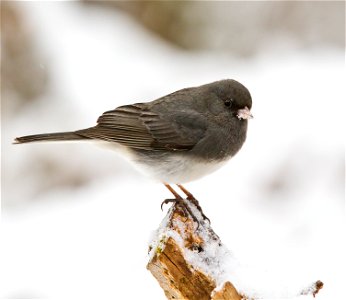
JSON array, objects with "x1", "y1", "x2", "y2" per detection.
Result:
[{"x1": 1, "y1": 1, "x2": 345, "y2": 299}]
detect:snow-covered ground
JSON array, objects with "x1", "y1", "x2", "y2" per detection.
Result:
[{"x1": 1, "y1": 2, "x2": 345, "y2": 299}]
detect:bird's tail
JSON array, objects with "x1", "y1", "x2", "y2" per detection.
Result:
[{"x1": 14, "y1": 131, "x2": 89, "y2": 144}]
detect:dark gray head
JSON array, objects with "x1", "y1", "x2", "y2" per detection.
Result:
[
  {"x1": 203, "y1": 79, "x2": 253, "y2": 121},
  {"x1": 209, "y1": 79, "x2": 252, "y2": 109}
]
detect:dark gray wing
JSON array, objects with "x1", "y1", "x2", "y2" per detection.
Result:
[{"x1": 75, "y1": 104, "x2": 207, "y2": 151}]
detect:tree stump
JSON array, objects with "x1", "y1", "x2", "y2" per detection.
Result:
[
  {"x1": 147, "y1": 198, "x2": 242, "y2": 300},
  {"x1": 147, "y1": 198, "x2": 323, "y2": 300}
]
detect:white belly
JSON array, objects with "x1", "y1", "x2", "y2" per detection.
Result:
[
  {"x1": 97, "y1": 141, "x2": 229, "y2": 184},
  {"x1": 132, "y1": 154, "x2": 229, "y2": 184}
]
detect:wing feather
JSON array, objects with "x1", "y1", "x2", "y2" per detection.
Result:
[{"x1": 76, "y1": 103, "x2": 206, "y2": 151}]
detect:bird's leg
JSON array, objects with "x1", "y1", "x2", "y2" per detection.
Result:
[
  {"x1": 176, "y1": 184, "x2": 210, "y2": 223},
  {"x1": 176, "y1": 184, "x2": 195, "y2": 201},
  {"x1": 164, "y1": 183, "x2": 181, "y2": 199},
  {"x1": 162, "y1": 183, "x2": 200, "y2": 226}
]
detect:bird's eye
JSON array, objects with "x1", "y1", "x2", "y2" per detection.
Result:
[{"x1": 224, "y1": 99, "x2": 233, "y2": 107}]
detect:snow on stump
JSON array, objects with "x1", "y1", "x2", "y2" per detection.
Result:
[
  {"x1": 147, "y1": 198, "x2": 323, "y2": 300},
  {"x1": 147, "y1": 199, "x2": 241, "y2": 300}
]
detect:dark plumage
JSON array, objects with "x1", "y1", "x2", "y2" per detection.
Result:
[
  {"x1": 15, "y1": 79, "x2": 253, "y2": 221},
  {"x1": 15, "y1": 80, "x2": 252, "y2": 163}
]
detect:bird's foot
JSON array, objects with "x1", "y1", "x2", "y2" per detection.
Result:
[
  {"x1": 176, "y1": 184, "x2": 210, "y2": 223},
  {"x1": 161, "y1": 197, "x2": 201, "y2": 229}
]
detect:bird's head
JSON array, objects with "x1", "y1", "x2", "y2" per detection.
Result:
[{"x1": 211, "y1": 79, "x2": 253, "y2": 120}]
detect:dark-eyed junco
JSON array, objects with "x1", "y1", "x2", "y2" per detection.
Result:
[{"x1": 15, "y1": 79, "x2": 253, "y2": 221}]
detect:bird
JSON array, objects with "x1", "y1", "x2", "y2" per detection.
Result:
[{"x1": 14, "y1": 79, "x2": 253, "y2": 222}]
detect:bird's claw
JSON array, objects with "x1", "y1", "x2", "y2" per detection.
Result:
[
  {"x1": 160, "y1": 197, "x2": 202, "y2": 230},
  {"x1": 161, "y1": 198, "x2": 176, "y2": 211}
]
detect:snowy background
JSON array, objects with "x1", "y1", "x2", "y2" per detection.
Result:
[{"x1": 1, "y1": 1, "x2": 345, "y2": 299}]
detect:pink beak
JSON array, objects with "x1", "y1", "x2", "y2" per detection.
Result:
[{"x1": 237, "y1": 106, "x2": 253, "y2": 120}]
